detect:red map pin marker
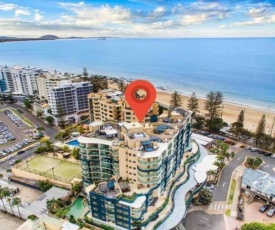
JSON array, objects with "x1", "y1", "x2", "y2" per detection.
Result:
[{"x1": 125, "y1": 80, "x2": 156, "y2": 122}]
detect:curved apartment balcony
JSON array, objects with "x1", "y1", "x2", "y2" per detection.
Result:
[
  {"x1": 138, "y1": 159, "x2": 161, "y2": 166},
  {"x1": 138, "y1": 178, "x2": 159, "y2": 185},
  {"x1": 138, "y1": 171, "x2": 159, "y2": 178}
]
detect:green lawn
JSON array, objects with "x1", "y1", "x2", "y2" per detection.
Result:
[
  {"x1": 228, "y1": 179, "x2": 236, "y2": 205},
  {"x1": 25, "y1": 155, "x2": 81, "y2": 180}
]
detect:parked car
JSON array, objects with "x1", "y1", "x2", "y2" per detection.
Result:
[
  {"x1": 17, "y1": 150, "x2": 25, "y2": 155},
  {"x1": 271, "y1": 154, "x2": 275, "y2": 159},
  {"x1": 267, "y1": 208, "x2": 275, "y2": 217},
  {"x1": 259, "y1": 205, "x2": 270, "y2": 213}
]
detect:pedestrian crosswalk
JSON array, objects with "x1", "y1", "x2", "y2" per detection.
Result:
[{"x1": 208, "y1": 204, "x2": 226, "y2": 210}]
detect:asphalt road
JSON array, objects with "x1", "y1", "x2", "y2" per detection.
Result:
[
  {"x1": 0, "y1": 104, "x2": 58, "y2": 170},
  {"x1": 7, "y1": 104, "x2": 57, "y2": 142},
  {"x1": 212, "y1": 149, "x2": 275, "y2": 201}
]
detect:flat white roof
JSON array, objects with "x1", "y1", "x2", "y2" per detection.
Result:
[
  {"x1": 195, "y1": 170, "x2": 207, "y2": 183},
  {"x1": 123, "y1": 122, "x2": 143, "y2": 130},
  {"x1": 119, "y1": 195, "x2": 146, "y2": 209},
  {"x1": 89, "y1": 121, "x2": 104, "y2": 127},
  {"x1": 105, "y1": 129, "x2": 118, "y2": 135},
  {"x1": 192, "y1": 133, "x2": 213, "y2": 146},
  {"x1": 138, "y1": 141, "x2": 169, "y2": 159},
  {"x1": 78, "y1": 136, "x2": 113, "y2": 146},
  {"x1": 192, "y1": 155, "x2": 218, "y2": 173}
]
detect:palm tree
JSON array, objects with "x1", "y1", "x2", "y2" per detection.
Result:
[
  {"x1": 0, "y1": 187, "x2": 7, "y2": 212},
  {"x1": 6, "y1": 197, "x2": 14, "y2": 215},
  {"x1": 12, "y1": 197, "x2": 22, "y2": 218}
]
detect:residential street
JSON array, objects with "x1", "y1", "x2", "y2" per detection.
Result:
[{"x1": 212, "y1": 149, "x2": 275, "y2": 201}]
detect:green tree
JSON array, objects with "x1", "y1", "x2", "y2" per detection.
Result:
[
  {"x1": 170, "y1": 91, "x2": 182, "y2": 109},
  {"x1": 0, "y1": 187, "x2": 8, "y2": 212},
  {"x1": 209, "y1": 118, "x2": 224, "y2": 132},
  {"x1": 91, "y1": 75, "x2": 108, "y2": 93},
  {"x1": 38, "y1": 180, "x2": 53, "y2": 192},
  {"x1": 12, "y1": 197, "x2": 22, "y2": 218},
  {"x1": 241, "y1": 222, "x2": 275, "y2": 230},
  {"x1": 246, "y1": 157, "x2": 263, "y2": 169},
  {"x1": 204, "y1": 91, "x2": 223, "y2": 130},
  {"x1": 55, "y1": 130, "x2": 70, "y2": 141},
  {"x1": 56, "y1": 105, "x2": 66, "y2": 128},
  {"x1": 6, "y1": 196, "x2": 14, "y2": 215},
  {"x1": 76, "y1": 125, "x2": 84, "y2": 134},
  {"x1": 199, "y1": 188, "x2": 213, "y2": 205},
  {"x1": 82, "y1": 67, "x2": 89, "y2": 81},
  {"x1": 37, "y1": 126, "x2": 45, "y2": 132},
  {"x1": 23, "y1": 99, "x2": 32, "y2": 109},
  {"x1": 187, "y1": 92, "x2": 199, "y2": 115},
  {"x1": 117, "y1": 80, "x2": 126, "y2": 92},
  {"x1": 237, "y1": 110, "x2": 245, "y2": 125},
  {"x1": 46, "y1": 116, "x2": 54, "y2": 125},
  {"x1": 69, "y1": 214, "x2": 77, "y2": 224},
  {"x1": 36, "y1": 111, "x2": 43, "y2": 118},
  {"x1": 72, "y1": 148, "x2": 80, "y2": 160},
  {"x1": 255, "y1": 114, "x2": 266, "y2": 147}
]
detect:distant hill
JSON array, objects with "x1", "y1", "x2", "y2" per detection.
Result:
[
  {"x1": 0, "y1": 36, "x2": 16, "y2": 39},
  {"x1": 39, "y1": 35, "x2": 60, "y2": 40}
]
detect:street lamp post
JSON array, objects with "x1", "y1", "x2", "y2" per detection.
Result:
[
  {"x1": 26, "y1": 160, "x2": 29, "y2": 172},
  {"x1": 52, "y1": 167, "x2": 55, "y2": 179}
]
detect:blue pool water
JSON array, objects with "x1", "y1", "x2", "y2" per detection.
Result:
[{"x1": 67, "y1": 140, "x2": 80, "y2": 147}]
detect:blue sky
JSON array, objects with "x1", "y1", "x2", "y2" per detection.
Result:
[{"x1": 0, "y1": 0, "x2": 274, "y2": 37}]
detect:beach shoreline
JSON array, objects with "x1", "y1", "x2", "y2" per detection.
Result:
[{"x1": 109, "y1": 81, "x2": 275, "y2": 133}]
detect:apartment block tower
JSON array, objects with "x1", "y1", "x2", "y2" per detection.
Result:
[
  {"x1": 88, "y1": 89, "x2": 159, "y2": 123},
  {"x1": 48, "y1": 82, "x2": 92, "y2": 125},
  {"x1": 78, "y1": 108, "x2": 193, "y2": 229},
  {"x1": 0, "y1": 65, "x2": 45, "y2": 96},
  {"x1": 37, "y1": 72, "x2": 72, "y2": 100}
]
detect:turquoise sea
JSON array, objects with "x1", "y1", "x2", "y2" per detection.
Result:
[{"x1": 0, "y1": 38, "x2": 275, "y2": 110}]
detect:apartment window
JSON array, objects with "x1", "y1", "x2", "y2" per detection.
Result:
[
  {"x1": 133, "y1": 154, "x2": 136, "y2": 157},
  {"x1": 133, "y1": 173, "x2": 136, "y2": 176},
  {"x1": 133, "y1": 161, "x2": 136, "y2": 163},
  {"x1": 129, "y1": 153, "x2": 132, "y2": 156},
  {"x1": 129, "y1": 166, "x2": 132, "y2": 169}
]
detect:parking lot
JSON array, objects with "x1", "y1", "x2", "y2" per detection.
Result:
[{"x1": 0, "y1": 109, "x2": 36, "y2": 161}]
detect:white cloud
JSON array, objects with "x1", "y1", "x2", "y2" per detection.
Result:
[
  {"x1": 0, "y1": 3, "x2": 17, "y2": 11},
  {"x1": 34, "y1": 12, "x2": 43, "y2": 21},
  {"x1": 15, "y1": 9, "x2": 31, "y2": 17},
  {"x1": 0, "y1": 2, "x2": 31, "y2": 17},
  {"x1": 223, "y1": 3, "x2": 275, "y2": 28},
  {"x1": 58, "y1": 2, "x2": 132, "y2": 26}
]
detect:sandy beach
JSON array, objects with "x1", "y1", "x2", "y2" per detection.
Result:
[
  {"x1": 156, "y1": 91, "x2": 275, "y2": 133},
  {"x1": 109, "y1": 82, "x2": 275, "y2": 133}
]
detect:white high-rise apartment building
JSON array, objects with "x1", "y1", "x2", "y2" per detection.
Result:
[
  {"x1": 48, "y1": 82, "x2": 93, "y2": 124},
  {"x1": 37, "y1": 72, "x2": 72, "y2": 100},
  {"x1": 0, "y1": 65, "x2": 44, "y2": 95},
  {"x1": 0, "y1": 65, "x2": 15, "y2": 92}
]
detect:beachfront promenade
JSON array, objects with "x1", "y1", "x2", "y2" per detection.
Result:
[{"x1": 157, "y1": 144, "x2": 208, "y2": 230}]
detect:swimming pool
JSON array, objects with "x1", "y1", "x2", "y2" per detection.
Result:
[
  {"x1": 67, "y1": 139, "x2": 80, "y2": 147},
  {"x1": 67, "y1": 197, "x2": 86, "y2": 219}
]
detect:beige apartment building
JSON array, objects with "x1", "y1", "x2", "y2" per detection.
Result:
[
  {"x1": 88, "y1": 89, "x2": 159, "y2": 123},
  {"x1": 37, "y1": 72, "x2": 71, "y2": 100},
  {"x1": 77, "y1": 107, "x2": 203, "y2": 229}
]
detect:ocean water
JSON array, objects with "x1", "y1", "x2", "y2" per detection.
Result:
[{"x1": 0, "y1": 38, "x2": 275, "y2": 110}]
